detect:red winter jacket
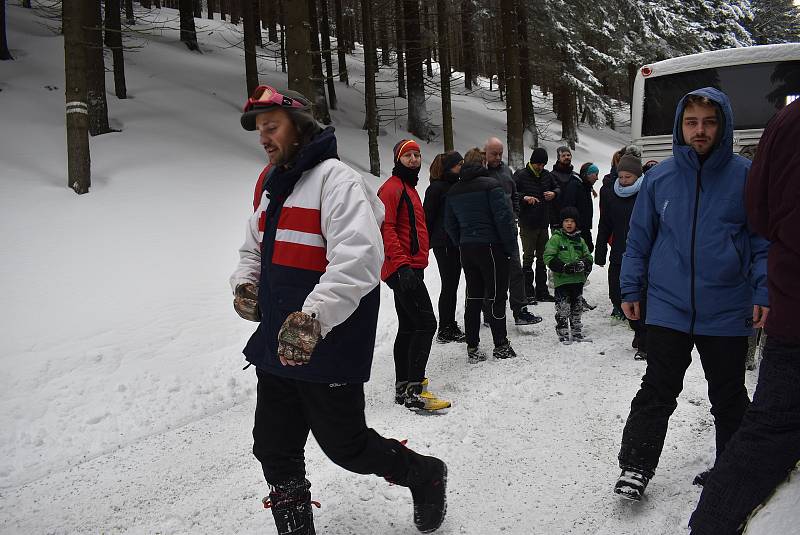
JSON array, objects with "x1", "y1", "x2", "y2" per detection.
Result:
[
  {"x1": 377, "y1": 175, "x2": 429, "y2": 280},
  {"x1": 745, "y1": 100, "x2": 800, "y2": 343}
]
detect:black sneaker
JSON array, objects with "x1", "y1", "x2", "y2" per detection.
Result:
[
  {"x1": 537, "y1": 293, "x2": 556, "y2": 302},
  {"x1": 436, "y1": 324, "x2": 466, "y2": 344},
  {"x1": 263, "y1": 478, "x2": 318, "y2": 535},
  {"x1": 526, "y1": 296, "x2": 538, "y2": 306},
  {"x1": 693, "y1": 468, "x2": 713, "y2": 487},
  {"x1": 614, "y1": 468, "x2": 650, "y2": 501},
  {"x1": 467, "y1": 346, "x2": 488, "y2": 364},
  {"x1": 409, "y1": 456, "x2": 448, "y2": 533},
  {"x1": 395, "y1": 381, "x2": 409, "y2": 405},
  {"x1": 493, "y1": 340, "x2": 517, "y2": 359},
  {"x1": 634, "y1": 349, "x2": 647, "y2": 361},
  {"x1": 580, "y1": 297, "x2": 597, "y2": 311},
  {"x1": 514, "y1": 307, "x2": 543, "y2": 325}
]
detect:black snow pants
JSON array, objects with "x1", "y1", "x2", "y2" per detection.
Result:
[
  {"x1": 618, "y1": 325, "x2": 750, "y2": 477},
  {"x1": 689, "y1": 337, "x2": 800, "y2": 535},
  {"x1": 386, "y1": 270, "x2": 437, "y2": 384},
  {"x1": 432, "y1": 246, "x2": 462, "y2": 330},
  {"x1": 253, "y1": 369, "x2": 412, "y2": 486},
  {"x1": 461, "y1": 244, "x2": 510, "y2": 348}
]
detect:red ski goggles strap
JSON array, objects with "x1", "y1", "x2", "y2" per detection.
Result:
[{"x1": 243, "y1": 85, "x2": 306, "y2": 113}]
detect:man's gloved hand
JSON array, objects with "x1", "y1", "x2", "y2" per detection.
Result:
[
  {"x1": 564, "y1": 260, "x2": 585, "y2": 274},
  {"x1": 397, "y1": 266, "x2": 420, "y2": 292},
  {"x1": 234, "y1": 283, "x2": 260, "y2": 322},
  {"x1": 277, "y1": 311, "x2": 321, "y2": 365},
  {"x1": 584, "y1": 260, "x2": 593, "y2": 275}
]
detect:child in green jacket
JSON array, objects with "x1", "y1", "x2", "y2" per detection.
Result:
[{"x1": 543, "y1": 207, "x2": 594, "y2": 343}]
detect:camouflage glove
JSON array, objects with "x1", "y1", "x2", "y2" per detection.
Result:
[
  {"x1": 234, "y1": 283, "x2": 260, "y2": 322},
  {"x1": 564, "y1": 261, "x2": 585, "y2": 274},
  {"x1": 277, "y1": 311, "x2": 321, "y2": 364}
]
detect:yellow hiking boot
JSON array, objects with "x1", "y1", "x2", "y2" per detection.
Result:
[{"x1": 404, "y1": 381, "x2": 451, "y2": 412}]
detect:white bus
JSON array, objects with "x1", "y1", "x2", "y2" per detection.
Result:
[{"x1": 630, "y1": 43, "x2": 800, "y2": 162}]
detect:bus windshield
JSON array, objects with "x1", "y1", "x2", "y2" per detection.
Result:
[{"x1": 642, "y1": 60, "x2": 800, "y2": 136}]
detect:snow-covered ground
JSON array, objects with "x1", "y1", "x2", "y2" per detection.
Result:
[{"x1": 1, "y1": 4, "x2": 795, "y2": 533}]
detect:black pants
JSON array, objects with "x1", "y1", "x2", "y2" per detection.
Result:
[
  {"x1": 608, "y1": 261, "x2": 622, "y2": 310},
  {"x1": 432, "y1": 246, "x2": 462, "y2": 329},
  {"x1": 690, "y1": 337, "x2": 800, "y2": 535},
  {"x1": 581, "y1": 229, "x2": 594, "y2": 253},
  {"x1": 387, "y1": 271, "x2": 437, "y2": 383},
  {"x1": 253, "y1": 369, "x2": 411, "y2": 486},
  {"x1": 618, "y1": 326, "x2": 750, "y2": 476},
  {"x1": 461, "y1": 244, "x2": 509, "y2": 348},
  {"x1": 519, "y1": 225, "x2": 549, "y2": 298},
  {"x1": 554, "y1": 283, "x2": 583, "y2": 336}
]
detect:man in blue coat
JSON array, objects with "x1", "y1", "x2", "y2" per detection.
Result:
[{"x1": 613, "y1": 88, "x2": 770, "y2": 501}]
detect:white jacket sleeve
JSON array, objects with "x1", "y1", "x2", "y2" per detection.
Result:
[
  {"x1": 229, "y1": 201, "x2": 264, "y2": 293},
  {"x1": 302, "y1": 165, "x2": 385, "y2": 337}
]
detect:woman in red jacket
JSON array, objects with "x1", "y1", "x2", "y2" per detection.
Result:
[{"x1": 378, "y1": 139, "x2": 451, "y2": 413}]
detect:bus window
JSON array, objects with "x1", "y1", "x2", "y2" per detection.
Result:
[{"x1": 642, "y1": 60, "x2": 800, "y2": 136}]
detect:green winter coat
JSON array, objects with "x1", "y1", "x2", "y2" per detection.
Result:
[{"x1": 543, "y1": 229, "x2": 593, "y2": 287}]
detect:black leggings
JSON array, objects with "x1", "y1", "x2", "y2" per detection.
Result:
[
  {"x1": 460, "y1": 244, "x2": 510, "y2": 348},
  {"x1": 386, "y1": 270, "x2": 437, "y2": 383},
  {"x1": 432, "y1": 246, "x2": 462, "y2": 329}
]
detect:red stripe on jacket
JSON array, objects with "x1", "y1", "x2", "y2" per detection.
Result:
[
  {"x1": 278, "y1": 207, "x2": 323, "y2": 235},
  {"x1": 272, "y1": 241, "x2": 328, "y2": 272}
]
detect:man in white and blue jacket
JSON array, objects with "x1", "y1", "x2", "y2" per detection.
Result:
[{"x1": 613, "y1": 87, "x2": 770, "y2": 501}]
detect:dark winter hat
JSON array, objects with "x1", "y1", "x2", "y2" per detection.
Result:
[
  {"x1": 617, "y1": 154, "x2": 643, "y2": 177},
  {"x1": 556, "y1": 146, "x2": 572, "y2": 157},
  {"x1": 530, "y1": 147, "x2": 548, "y2": 164},
  {"x1": 442, "y1": 151, "x2": 464, "y2": 171},
  {"x1": 240, "y1": 85, "x2": 317, "y2": 132},
  {"x1": 560, "y1": 206, "x2": 580, "y2": 223},
  {"x1": 393, "y1": 139, "x2": 422, "y2": 163}
]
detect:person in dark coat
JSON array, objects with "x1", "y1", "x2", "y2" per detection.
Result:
[
  {"x1": 595, "y1": 154, "x2": 647, "y2": 359},
  {"x1": 549, "y1": 146, "x2": 583, "y2": 230},
  {"x1": 444, "y1": 148, "x2": 519, "y2": 362},
  {"x1": 577, "y1": 162, "x2": 599, "y2": 253},
  {"x1": 514, "y1": 147, "x2": 559, "y2": 302},
  {"x1": 484, "y1": 137, "x2": 541, "y2": 324},
  {"x1": 613, "y1": 88, "x2": 770, "y2": 501},
  {"x1": 690, "y1": 99, "x2": 800, "y2": 535},
  {"x1": 424, "y1": 151, "x2": 466, "y2": 344}
]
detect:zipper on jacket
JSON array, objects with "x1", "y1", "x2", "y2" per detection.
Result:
[{"x1": 689, "y1": 167, "x2": 702, "y2": 335}]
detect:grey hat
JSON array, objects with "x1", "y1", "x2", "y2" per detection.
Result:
[{"x1": 617, "y1": 154, "x2": 643, "y2": 177}]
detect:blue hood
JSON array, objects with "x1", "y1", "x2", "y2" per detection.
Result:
[{"x1": 672, "y1": 87, "x2": 734, "y2": 172}]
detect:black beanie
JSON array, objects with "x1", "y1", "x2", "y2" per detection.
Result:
[
  {"x1": 442, "y1": 151, "x2": 464, "y2": 172},
  {"x1": 530, "y1": 147, "x2": 548, "y2": 164},
  {"x1": 560, "y1": 206, "x2": 580, "y2": 223}
]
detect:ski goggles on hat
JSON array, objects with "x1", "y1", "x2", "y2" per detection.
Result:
[{"x1": 243, "y1": 85, "x2": 307, "y2": 113}]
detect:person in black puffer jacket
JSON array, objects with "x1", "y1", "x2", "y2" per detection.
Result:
[
  {"x1": 549, "y1": 146, "x2": 584, "y2": 229},
  {"x1": 424, "y1": 150, "x2": 466, "y2": 344},
  {"x1": 514, "y1": 147, "x2": 559, "y2": 302},
  {"x1": 445, "y1": 148, "x2": 518, "y2": 362}
]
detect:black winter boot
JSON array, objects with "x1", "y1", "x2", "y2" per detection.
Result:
[
  {"x1": 408, "y1": 454, "x2": 448, "y2": 533},
  {"x1": 263, "y1": 478, "x2": 317, "y2": 535}
]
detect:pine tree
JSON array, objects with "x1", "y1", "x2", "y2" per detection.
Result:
[
  {"x1": 1, "y1": 0, "x2": 12, "y2": 61},
  {"x1": 747, "y1": 0, "x2": 800, "y2": 44},
  {"x1": 64, "y1": 0, "x2": 91, "y2": 193}
]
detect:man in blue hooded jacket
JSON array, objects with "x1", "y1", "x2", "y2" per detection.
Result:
[{"x1": 613, "y1": 88, "x2": 770, "y2": 501}]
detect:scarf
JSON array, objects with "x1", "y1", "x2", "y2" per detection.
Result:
[
  {"x1": 614, "y1": 176, "x2": 643, "y2": 198},
  {"x1": 392, "y1": 162, "x2": 421, "y2": 186}
]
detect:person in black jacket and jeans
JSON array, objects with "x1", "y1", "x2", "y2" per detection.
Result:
[
  {"x1": 595, "y1": 154, "x2": 647, "y2": 359},
  {"x1": 445, "y1": 148, "x2": 519, "y2": 362},
  {"x1": 514, "y1": 147, "x2": 559, "y2": 302},
  {"x1": 424, "y1": 151, "x2": 466, "y2": 344}
]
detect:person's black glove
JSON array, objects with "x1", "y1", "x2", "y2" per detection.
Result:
[
  {"x1": 397, "y1": 266, "x2": 420, "y2": 292},
  {"x1": 234, "y1": 283, "x2": 260, "y2": 322},
  {"x1": 564, "y1": 260, "x2": 585, "y2": 274},
  {"x1": 584, "y1": 261, "x2": 593, "y2": 275}
]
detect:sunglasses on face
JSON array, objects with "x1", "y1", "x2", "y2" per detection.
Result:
[{"x1": 243, "y1": 85, "x2": 306, "y2": 113}]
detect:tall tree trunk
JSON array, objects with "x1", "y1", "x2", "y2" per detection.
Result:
[
  {"x1": 230, "y1": 0, "x2": 240, "y2": 25},
  {"x1": 1, "y1": 0, "x2": 12, "y2": 60},
  {"x1": 278, "y1": 0, "x2": 286, "y2": 72},
  {"x1": 334, "y1": 0, "x2": 348, "y2": 85},
  {"x1": 105, "y1": 0, "x2": 127, "y2": 98},
  {"x1": 285, "y1": 0, "x2": 313, "y2": 98},
  {"x1": 422, "y1": 1, "x2": 432, "y2": 77},
  {"x1": 395, "y1": 0, "x2": 406, "y2": 98},
  {"x1": 125, "y1": 0, "x2": 135, "y2": 24},
  {"x1": 220, "y1": 0, "x2": 226, "y2": 20},
  {"x1": 22, "y1": 0, "x2": 31, "y2": 7},
  {"x1": 242, "y1": 0, "x2": 259, "y2": 95},
  {"x1": 85, "y1": 0, "x2": 111, "y2": 136},
  {"x1": 179, "y1": 0, "x2": 199, "y2": 50},
  {"x1": 252, "y1": 0, "x2": 262, "y2": 47},
  {"x1": 193, "y1": 0, "x2": 201, "y2": 17},
  {"x1": 461, "y1": 0, "x2": 473, "y2": 89},
  {"x1": 436, "y1": 0, "x2": 453, "y2": 150},
  {"x1": 141, "y1": 0, "x2": 151, "y2": 9},
  {"x1": 361, "y1": 0, "x2": 380, "y2": 176},
  {"x1": 515, "y1": 0, "x2": 536, "y2": 146},
  {"x1": 307, "y1": 0, "x2": 331, "y2": 123},
  {"x1": 558, "y1": 82, "x2": 577, "y2": 148},
  {"x1": 264, "y1": 0, "x2": 277, "y2": 41},
  {"x1": 380, "y1": 11, "x2": 390, "y2": 65},
  {"x1": 64, "y1": 0, "x2": 91, "y2": 193},
  {"x1": 499, "y1": 0, "x2": 523, "y2": 168},
  {"x1": 207, "y1": 0, "x2": 215, "y2": 20},
  {"x1": 320, "y1": 0, "x2": 337, "y2": 109}
]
